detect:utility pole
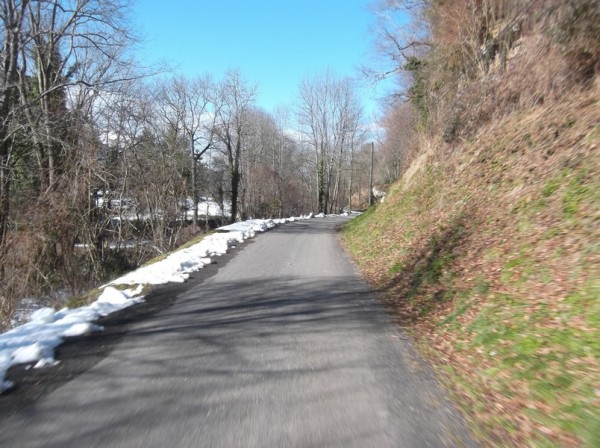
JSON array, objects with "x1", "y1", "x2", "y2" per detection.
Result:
[
  {"x1": 368, "y1": 142, "x2": 374, "y2": 207},
  {"x1": 348, "y1": 135, "x2": 354, "y2": 213}
]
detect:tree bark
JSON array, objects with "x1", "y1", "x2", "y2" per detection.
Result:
[{"x1": 0, "y1": 0, "x2": 29, "y2": 250}]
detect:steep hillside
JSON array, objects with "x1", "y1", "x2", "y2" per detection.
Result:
[{"x1": 342, "y1": 89, "x2": 599, "y2": 446}]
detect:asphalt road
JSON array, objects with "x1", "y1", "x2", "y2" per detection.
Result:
[{"x1": 0, "y1": 217, "x2": 476, "y2": 447}]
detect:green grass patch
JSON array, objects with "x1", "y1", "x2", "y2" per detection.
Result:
[
  {"x1": 500, "y1": 250, "x2": 535, "y2": 286},
  {"x1": 474, "y1": 278, "x2": 491, "y2": 295},
  {"x1": 463, "y1": 279, "x2": 600, "y2": 446},
  {"x1": 543, "y1": 226, "x2": 562, "y2": 239},
  {"x1": 542, "y1": 178, "x2": 561, "y2": 197},
  {"x1": 437, "y1": 291, "x2": 472, "y2": 330},
  {"x1": 388, "y1": 261, "x2": 402, "y2": 276},
  {"x1": 141, "y1": 231, "x2": 213, "y2": 267},
  {"x1": 64, "y1": 288, "x2": 103, "y2": 308},
  {"x1": 563, "y1": 174, "x2": 590, "y2": 219},
  {"x1": 342, "y1": 205, "x2": 376, "y2": 233}
]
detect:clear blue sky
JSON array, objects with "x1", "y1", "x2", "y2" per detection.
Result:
[{"x1": 133, "y1": 0, "x2": 392, "y2": 117}]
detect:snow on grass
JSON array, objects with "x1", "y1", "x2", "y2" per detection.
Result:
[
  {"x1": 0, "y1": 285, "x2": 141, "y2": 391},
  {"x1": 0, "y1": 217, "x2": 312, "y2": 393},
  {"x1": 217, "y1": 218, "x2": 277, "y2": 235},
  {"x1": 108, "y1": 231, "x2": 243, "y2": 286}
]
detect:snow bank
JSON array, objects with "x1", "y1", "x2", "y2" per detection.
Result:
[
  {"x1": 0, "y1": 286, "x2": 141, "y2": 392},
  {"x1": 0, "y1": 217, "x2": 300, "y2": 393},
  {"x1": 217, "y1": 219, "x2": 277, "y2": 237},
  {"x1": 108, "y1": 218, "x2": 296, "y2": 287},
  {"x1": 109, "y1": 231, "x2": 245, "y2": 286}
]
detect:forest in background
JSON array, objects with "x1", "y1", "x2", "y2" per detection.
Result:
[{"x1": 0, "y1": 0, "x2": 390, "y2": 325}]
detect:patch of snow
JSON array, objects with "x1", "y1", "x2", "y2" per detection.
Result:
[
  {"x1": 10, "y1": 298, "x2": 45, "y2": 328},
  {"x1": 218, "y1": 218, "x2": 276, "y2": 236},
  {"x1": 108, "y1": 232, "x2": 246, "y2": 286},
  {"x1": 185, "y1": 198, "x2": 231, "y2": 219},
  {"x1": 0, "y1": 217, "x2": 308, "y2": 393},
  {"x1": 62, "y1": 322, "x2": 103, "y2": 338},
  {"x1": 12, "y1": 343, "x2": 48, "y2": 365},
  {"x1": 29, "y1": 308, "x2": 56, "y2": 324},
  {"x1": 0, "y1": 285, "x2": 142, "y2": 393}
]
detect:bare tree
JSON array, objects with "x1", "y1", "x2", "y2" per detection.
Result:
[
  {"x1": 365, "y1": 0, "x2": 432, "y2": 84},
  {"x1": 0, "y1": 0, "x2": 138, "y2": 324},
  {"x1": 18, "y1": 0, "x2": 136, "y2": 191},
  {"x1": 212, "y1": 69, "x2": 256, "y2": 223},
  {"x1": 296, "y1": 71, "x2": 363, "y2": 213},
  {"x1": 156, "y1": 75, "x2": 216, "y2": 227},
  {"x1": 0, "y1": 0, "x2": 28, "y2": 252},
  {"x1": 377, "y1": 101, "x2": 418, "y2": 181}
]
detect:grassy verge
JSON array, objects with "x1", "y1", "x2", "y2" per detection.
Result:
[
  {"x1": 65, "y1": 231, "x2": 214, "y2": 309},
  {"x1": 341, "y1": 95, "x2": 600, "y2": 447}
]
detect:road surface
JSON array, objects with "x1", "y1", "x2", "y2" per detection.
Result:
[{"x1": 0, "y1": 217, "x2": 476, "y2": 447}]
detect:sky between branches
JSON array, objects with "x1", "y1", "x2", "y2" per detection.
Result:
[{"x1": 133, "y1": 0, "x2": 397, "y2": 118}]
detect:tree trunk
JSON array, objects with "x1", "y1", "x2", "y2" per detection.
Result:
[
  {"x1": 0, "y1": 159, "x2": 10, "y2": 249},
  {"x1": 191, "y1": 141, "x2": 198, "y2": 227},
  {"x1": 230, "y1": 169, "x2": 239, "y2": 224},
  {"x1": 0, "y1": 0, "x2": 28, "y2": 253},
  {"x1": 317, "y1": 154, "x2": 325, "y2": 213}
]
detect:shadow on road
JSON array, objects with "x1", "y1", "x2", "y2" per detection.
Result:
[{"x1": 0, "y1": 217, "x2": 476, "y2": 447}]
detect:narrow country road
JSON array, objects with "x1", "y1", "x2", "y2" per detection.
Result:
[{"x1": 0, "y1": 217, "x2": 476, "y2": 447}]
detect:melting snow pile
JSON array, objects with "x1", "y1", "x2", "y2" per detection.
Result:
[
  {"x1": 0, "y1": 217, "x2": 299, "y2": 392},
  {"x1": 218, "y1": 218, "x2": 277, "y2": 235},
  {"x1": 0, "y1": 286, "x2": 142, "y2": 392},
  {"x1": 110, "y1": 231, "x2": 245, "y2": 286}
]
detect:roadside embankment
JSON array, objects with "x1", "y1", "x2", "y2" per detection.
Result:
[{"x1": 342, "y1": 91, "x2": 599, "y2": 446}]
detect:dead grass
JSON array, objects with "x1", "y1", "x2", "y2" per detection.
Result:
[{"x1": 342, "y1": 89, "x2": 600, "y2": 447}]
